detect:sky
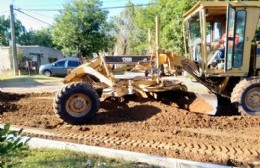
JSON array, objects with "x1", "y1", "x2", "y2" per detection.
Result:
[{"x1": 0, "y1": 0, "x2": 150, "y2": 31}]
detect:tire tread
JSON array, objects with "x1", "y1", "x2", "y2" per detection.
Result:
[
  {"x1": 231, "y1": 78, "x2": 260, "y2": 115},
  {"x1": 53, "y1": 82, "x2": 100, "y2": 125}
]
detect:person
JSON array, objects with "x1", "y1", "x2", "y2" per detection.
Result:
[
  {"x1": 208, "y1": 33, "x2": 240, "y2": 68},
  {"x1": 215, "y1": 33, "x2": 240, "y2": 62},
  {"x1": 208, "y1": 33, "x2": 226, "y2": 67},
  {"x1": 214, "y1": 33, "x2": 226, "y2": 63}
]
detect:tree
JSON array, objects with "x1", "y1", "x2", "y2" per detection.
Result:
[
  {"x1": 52, "y1": 0, "x2": 114, "y2": 57},
  {"x1": 112, "y1": 1, "x2": 136, "y2": 55},
  {"x1": 0, "y1": 15, "x2": 56, "y2": 48},
  {"x1": 113, "y1": 1, "x2": 156, "y2": 55},
  {"x1": 0, "y1": 15, "x2": 26, "y2": 46},
  {"x1": 19, "y1": 28, "x2": 58, "y2": 48},
  {"x1": 133, "y1": 3, "x2": 158, "y2": 54},
  {"x1": 158, "y1": 0, "x2": 197, "y2": 54},
  {"x1": 112, "y1": 0, "x2": 196, "y2": 55},
  {"x1": 0, "y1": 15, "x2": 10, "y2": 46}
]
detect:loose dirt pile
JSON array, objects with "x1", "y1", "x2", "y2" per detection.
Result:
[
  {"x1": 1, "y1": 91, "x2": 260, "y2": 167},
  {"x1": 0, "y1": 91, "x2": 24, "y2": 115}
]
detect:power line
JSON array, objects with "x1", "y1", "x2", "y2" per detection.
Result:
[
  {"x1": 17, "y1": 1, "x2": 125, "y2": 6},
  {"x1": 103, "y1": 3, "x2": 156, "y2": 9},
  {"x1": 17, "y1": 0, "x2": 131, "y2": 7},
  {"x1": 21, "y1": 9, "x2": 54, "y2": 19},
  {"x1": 19, "y1": 9, "x2": 60, "y2": 11},
  {"x1": 18, "y1": 3, "x2": 156, "y2": 11},
  {"x1": 102, "y1": 0, "x2": 130, "y2": 3},
  {"x1": 12, "y1": 4, "x2": 64, "y2": 7},
  {"x1": 15, "y1": 8, "x2": 52, "y2": 26},
  {"x1": 11, "y1": 2, "x2": 156, "y2": 28}
]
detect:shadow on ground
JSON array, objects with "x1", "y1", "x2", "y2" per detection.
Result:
[{"x1": 90, "y1": 96, "x2": 161, "y2": 125}]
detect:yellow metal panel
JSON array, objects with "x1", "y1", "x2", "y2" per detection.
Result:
[
  {"x1": 183, "y1": 1, "x2": 260, "y2": 21},
  {"x1": 237, "y1": 8, "x2": 260, "y2": 74},
  {"x1": 159, "y1": 54, "x2": 167, "y2": 64}
]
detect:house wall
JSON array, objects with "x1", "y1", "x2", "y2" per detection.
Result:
[
  {"x1": 0, "y1": 46, "x2": 12, "y2": 70},
  {"x1": 0, "y1": 45, "x2": 64, "y2": 70},
  {"x1": 18, "y1": 46, "x2": 64, "y2": 65}
]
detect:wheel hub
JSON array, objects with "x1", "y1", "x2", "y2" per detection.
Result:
[
  {"x1": 245, "y1": 87, "x2": 260, "y2": 111},
  {"x1": 66, "y1": 93, "x2": 91, "y2": 117},
  {"x1": 73, "y1": 97, "x2": 88, "y2": 112}
]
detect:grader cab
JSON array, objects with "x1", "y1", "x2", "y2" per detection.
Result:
[{"x1": 181, "y1": 1, "x2": 260, "y2": 115}]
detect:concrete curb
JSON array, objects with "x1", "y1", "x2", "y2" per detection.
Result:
[
  {"x1": 0, "y1": 124, "x2": 234, "y2": 168},
  {"x1": 26, "y1": 137, "x2": 233, "y2": 168}
]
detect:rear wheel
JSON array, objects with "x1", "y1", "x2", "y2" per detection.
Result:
[
  {"x1": 53, "y1": 82, "x2": 100, "y2": 125},
  {"x1": 231, "y1": 78, "x2": 260, "y2": 116}
]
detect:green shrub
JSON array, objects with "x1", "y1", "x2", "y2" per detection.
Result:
[{"x1": 0, "y1": 124, "x2": 30, "y2": 167}]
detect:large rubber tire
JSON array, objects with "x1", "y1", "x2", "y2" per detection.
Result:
[
  {"x1": 53, "y1": 82, "x2": 100, "y2": 125},
  {"x1": 231, "y1": 78, "x2": 260, "y2": 116}
]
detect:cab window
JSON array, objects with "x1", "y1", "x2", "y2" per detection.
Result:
[
  {"x1": 188, "y1": 12, "x2": 202, "y2": 63},
  {"x1": 213, "y1": 22, "x2": 222, "y2": 42},
  {"x1": 233, "y1": 10, "x2": 246, "y2": 68},
  {"x1": 206, "y1": 22, "x2": 222, "y2": 43},
  {"x1": 254, "y1": 18, "x2": 260, "y2": 41}
]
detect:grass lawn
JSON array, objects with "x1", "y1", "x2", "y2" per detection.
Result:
[
  {"x1": 6, "y1": 148, "x2": 156, "y2": 168},
  {"x1": 0, "y1": 70, "x2": 63, "y2": 87}
]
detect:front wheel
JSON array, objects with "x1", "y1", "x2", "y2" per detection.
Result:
[
  {"x1": 44, "y1": 70, "x2": 52, "y2": 77},
  {"x1": 231, "y1": 78, "x2": 260, "y2": 116},
  {"x1": 53, "y1": 82, "x2": 100, "y2": 125}
]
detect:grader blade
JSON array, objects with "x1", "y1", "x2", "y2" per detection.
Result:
[{"x1": 188, "y1": 93, "x2": 218, "y2": 115}]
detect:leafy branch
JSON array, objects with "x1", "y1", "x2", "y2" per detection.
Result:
[{"x1": 0, "y1": 124, "x2": 30, "y2": 167}]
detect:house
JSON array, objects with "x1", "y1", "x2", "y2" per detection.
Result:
[{"x1": 0, "y1": 45, "x2": 64, "y2": 70}]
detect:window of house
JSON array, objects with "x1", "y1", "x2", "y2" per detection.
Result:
[{"x1": 48, "y1": 58, "x2": 58, "y2": 63}]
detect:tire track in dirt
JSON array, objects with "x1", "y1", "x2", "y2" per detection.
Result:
[
  {"x1": 1, "y1": 91, "x2": 260, "y2": 166},
  {"x1": 23, "y1": 129, "x2": 259, "y2": 165}
]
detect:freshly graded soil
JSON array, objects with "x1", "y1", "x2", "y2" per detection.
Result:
[{"x1": 0, "y1": 90, "x2": 260, "y2": 167}]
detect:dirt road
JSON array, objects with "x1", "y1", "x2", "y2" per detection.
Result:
[{"x1": 1, "y1": 85, "x2": 260, "y2": 167}]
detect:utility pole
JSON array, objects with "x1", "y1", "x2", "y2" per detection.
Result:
[
  {"x1": 155, "y1": 16, "x2": 160, "y2": 83},
  {"x1": 10, "y1": 4, "x2": 18, "y2": 76}
]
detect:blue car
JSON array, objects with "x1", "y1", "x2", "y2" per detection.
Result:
[{"x1": 39, "y1": 58, "x2": 81, "y2": 77}]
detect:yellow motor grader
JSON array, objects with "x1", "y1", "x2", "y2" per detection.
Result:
[{"x1": 53, "y1": 1, "x2": 260, "y2": 125}]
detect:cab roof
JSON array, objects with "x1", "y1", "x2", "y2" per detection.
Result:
[{"x1": 183, "y1": 1, "x2": 260, "y2": 21}]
